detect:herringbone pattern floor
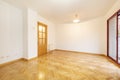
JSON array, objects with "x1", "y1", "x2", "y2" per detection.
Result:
[{"x1": 0, "y1": 50, "x2": 120, "y2": 80}]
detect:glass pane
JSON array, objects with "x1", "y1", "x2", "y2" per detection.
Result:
[
  {"x1": 39, "y1": 32, "x2": 43, "y2": 38},
  {"x1": 43, "y1": 33, "x2": 45, "y2": 39},
  {"x1": 118, "y1": 16, "x2": 120, "y2": 36},
  {"x1": 118, "y1": 14, "x2": 120, "y2": 63},
  {"x1": 43, "y1": 27, "x2": 45, "y2": 32},
  {"x1": 109, "y1": 15, "x2": 117, "y2": 61},
  {"x1": 39, "y1": 26, "x2": 43, "y2": 32},
  {"x1": 118, "y1": 36, "x2": 120, "y2": 63}
]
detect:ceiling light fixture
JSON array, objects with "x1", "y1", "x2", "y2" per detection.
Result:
[{"x1": 73, "y1": 14, "x2": 80, "y2": 23}]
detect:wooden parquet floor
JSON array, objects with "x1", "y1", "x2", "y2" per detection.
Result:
[{"x1": 0, "y1": 50, "x2": 120, "y2": 80}]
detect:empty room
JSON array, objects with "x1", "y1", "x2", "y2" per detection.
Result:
[{"x1": 0, "y1": 0, "x2": 120, "y2": 80}]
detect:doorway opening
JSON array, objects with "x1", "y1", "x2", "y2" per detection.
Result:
[{"x1": 37, "y1": 22, "x2": 47, "y2": 56}]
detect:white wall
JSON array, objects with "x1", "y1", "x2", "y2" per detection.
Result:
[
  {"x1": 56, "y1": 0, "x2": 120, "y2": 55},
  {"x1": 24, "y1": 8, "x2": 56, "y2": 59},
  {"x1": 105, "y1": 0, "x2": 120, "y2": 20},
  {"x1": 23, "y1": 8, "x2": 28, "y2": 59},
  {"x1": 56, "y1": 17, "x2": 105, "y2": 54},
  {"x1": 27, "y1": 8, "x2": 38, "y2": 59},
  {"x1": 0, "y1": 1, "x2": 56, "y2": 63},
  {"x1": 0, "y1": 1, "x2": 23, "y2": 64}
]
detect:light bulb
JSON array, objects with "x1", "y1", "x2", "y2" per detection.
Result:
[{"x1": 73, "y1": 19, "x2": 80, "y2": 23}]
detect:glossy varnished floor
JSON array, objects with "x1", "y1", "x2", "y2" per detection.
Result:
[{"x1": 0, "y1": 50, "x2": 120, "y2": 80}]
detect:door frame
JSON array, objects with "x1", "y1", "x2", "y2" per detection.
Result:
[
  {"x1": 37, "y1": 22, "x2": 48, "y2": 56},
  {"x1": 107, "y1": 9, "x2": 120, "y2": 64}
]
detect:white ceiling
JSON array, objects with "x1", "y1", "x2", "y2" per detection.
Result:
[{"x1": 3, "y1": 0, "x2": 117, "y2": 23}]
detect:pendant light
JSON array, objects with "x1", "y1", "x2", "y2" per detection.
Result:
[{"x1": 73, "y1": 14, "x2": 80, "y2": 23}]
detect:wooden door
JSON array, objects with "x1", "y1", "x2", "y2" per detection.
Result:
[{"x1": 38, "y1": 22, "x2": 47, "y2": 56}]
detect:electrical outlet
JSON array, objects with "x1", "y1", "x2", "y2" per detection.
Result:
[{"x1": 0, "y1": 56, "x2": 4, "y2": 59}]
